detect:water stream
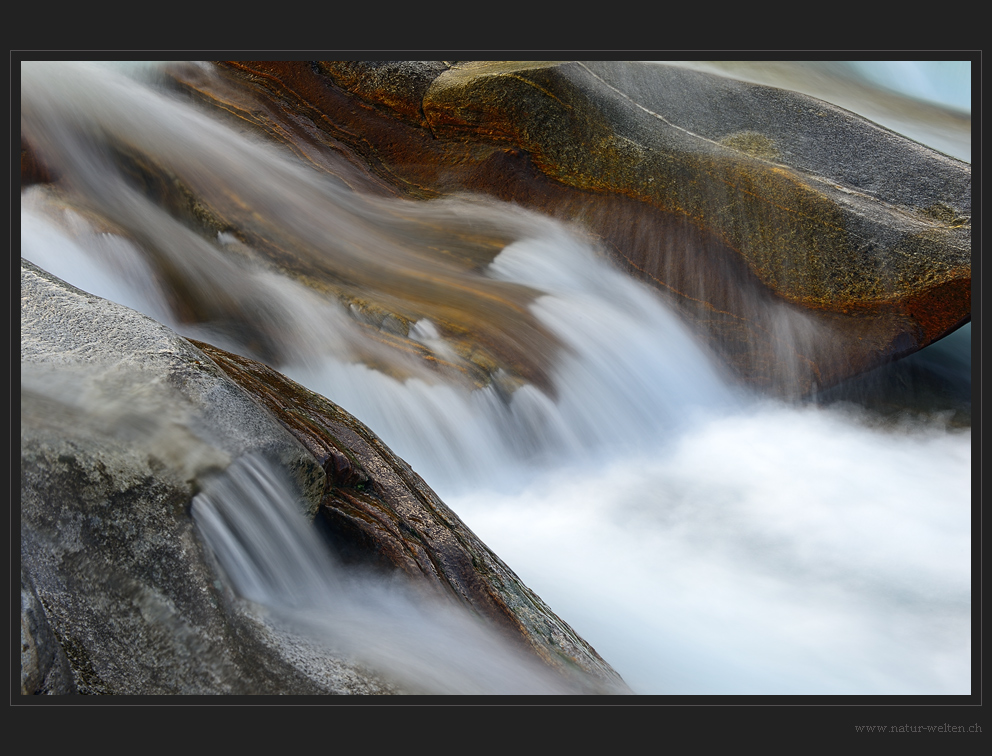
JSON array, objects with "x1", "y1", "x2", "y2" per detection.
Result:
[{"x1": 20, "y1": 59, "x2": 971, "y2": 695}]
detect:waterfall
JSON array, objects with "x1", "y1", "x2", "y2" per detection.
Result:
[{"x1": 20, "y1": 60, "x2": 971, "y2": 695}]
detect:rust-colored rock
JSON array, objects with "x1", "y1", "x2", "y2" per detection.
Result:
[{"x1": 168, "y1": 60, "x2": 970, "y2": 395}]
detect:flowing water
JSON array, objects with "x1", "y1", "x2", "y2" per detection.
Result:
[
  {"x1": 190, "y1": 453, "x2": 574, "y2": 694},
  {"x1": 19, "y1": 60, "x2": 972, "y2": 695}
]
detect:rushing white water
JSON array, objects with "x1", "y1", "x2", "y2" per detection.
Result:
[
  {"x1": 286, "y1": 228, "x2": 737, "y2": 492},
  {"x1": 451, "y1": 404, "x2": 971, "y2": 694},
  {"x1": 20, "y1": 60, "x2": 971, "y2": 695}
]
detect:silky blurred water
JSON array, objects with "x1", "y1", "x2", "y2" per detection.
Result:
[
  {"x1": 190, "y1": 454, "x2": 574, "y2": 694},
  {"x1": 20, "y1": 59, "x2": 971, "y2": 695}
]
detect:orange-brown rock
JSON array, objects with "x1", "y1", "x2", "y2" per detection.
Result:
[{"x1": 168, "y1": 60, "x2": 970, "y2": 395}]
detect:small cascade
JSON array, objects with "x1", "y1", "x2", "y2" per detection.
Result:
[{"x1": 20, "y1": 60, "x2": 971, "y2": 695}]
